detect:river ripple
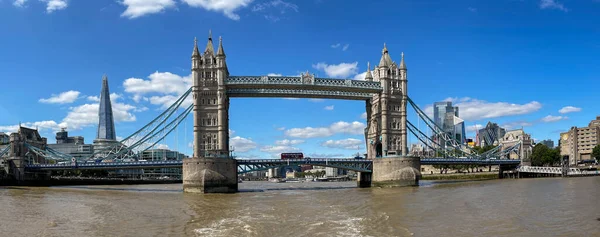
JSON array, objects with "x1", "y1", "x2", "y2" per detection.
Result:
[{"x1": 1, "y1": 177, "x2": 600, "y2": 236}]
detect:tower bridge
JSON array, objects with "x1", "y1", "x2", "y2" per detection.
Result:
[{"x1": 1, "y1": 31, "x2": 528, "y2": 190}]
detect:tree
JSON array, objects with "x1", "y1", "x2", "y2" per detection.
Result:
[
  {"x1": 531, "y1": 144, "x2": 561, "y2": 166},
  {"x1": 593, "y1": 145, "x2": 600, "y2": 162}
]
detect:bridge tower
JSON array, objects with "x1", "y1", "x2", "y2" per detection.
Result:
[
  {"x1": 366, "y1": 44, "x2": 408, "y2": 158},
  {"x1": 365, "y1": 44, "x2": 420, "y2": 187},
  {"x1": 184, "y1": 31, "x2": 237, "y2": 193}
]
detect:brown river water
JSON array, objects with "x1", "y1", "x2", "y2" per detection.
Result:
[{"x1": 1, "y1": 177, "x2": 600, "y2": 237}]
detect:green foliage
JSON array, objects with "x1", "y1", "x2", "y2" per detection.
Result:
[
  {"x1": 593, "y1": 145, "x2": 600, "y2": 162},
  {"x1": 531, "y1": 143, "x2": 560, "y2": 166}
]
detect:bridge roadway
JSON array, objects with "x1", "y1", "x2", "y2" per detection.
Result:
[{"x1": 24, "y1": 158, "x2": 521, "y2": 172}]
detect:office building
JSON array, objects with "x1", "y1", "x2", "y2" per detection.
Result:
[
  {"x1": 477, "y1": 122, "x2": 506, "y2": 147},
  {"x1": 47, "y1": 129, "x2": 94, "y2": 161},
  {"x1": 560, "y1": 116, "x2": 600, "y2": 166},
  {"x1": 540, "y1": 139, "x2": 554, "y2": 148},
  {"x1": 432, "y1": 101, "x2": 466, "y2": 146}
]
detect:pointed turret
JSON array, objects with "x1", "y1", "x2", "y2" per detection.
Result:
[
  {"x1": 204, "y1": 29, "x2": 214, "y2": 55},
  {"x1": 216, "y1": 36, "x2": 225, "y2": 57},
  {"x1": 399, "y1": 52, "x2": 407, "y2": 70},
  {"x1": 364, "y1": 62, "x2": 373, "y2": 80},
  {"x1": 97, "y1": 75, "x2": 116, "y2": 141},
  {"x1": 192, "y1": 37, "x2": 200, "y2": 58},
  {"x1": 378, "y1": 43, "x2": 393, "y2": 67}
]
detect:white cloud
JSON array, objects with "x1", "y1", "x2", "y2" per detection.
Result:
[
  {"x1": 39, "y1": 90, "x2": 80, "y2": 104},
  {"x1": 182, "y1": 0, "x2": 253, "y2": 20},
  {"x1": 41, "y1": 0, "x2": 67, "y2": 13},
  {"x1": 123, "y1": 71, "x2": 192, "y2": 108},
  {"x1": 312, "y1": 62, "x2": 358, "y2": 78},
  {"x1": 541, "y1": 115, "x2": 568, "y2": 123},
  {"x1": 423, "y1": 97, "x2": 542, "y2": 121},
  {"x1": 331, "y1": 43, "x2": 341, "y2": 48},
  {"x1": 275, "y1": 127, "x2": 285, "y2": 131},
  {"x1": 324, "y1": 105, "x2": 334, "y2": 110},
  {"x1": 230, "y1": 136, "x2": 257, "y2": 152},
  {"x1": 274, "y1": 139, "x2": 304, "y2": 146},
  {"x1": 353, "y1": 71, "x2": 367, "y2": 80},
  {"x1": 540, "y1": 0, "x2": 568, "y2": 12},
  {"x1": 61, "y1": 95, "x2": 138, "y2": 130},
  {"x1": 285, "y1": 121, "x2": 365, "y2": 138},
  {"x1": 252, "y1": 0, "x2": 298, "y2": 12},
  {"x1": 156, "y1": 144, "x2": 169, "y2": 149},
  {"x1": 321, "y1": 138, "x2": 362, "y2": 150},
  {"x1": 229, "y1": 129, "x2": 235, "y2": 136},
  {"x1": 267, "y1": 73, "x2": 282, "y2": 76},
  {"x1": 260, "y1": 145, "x2": 300, "y2": 153},
  {"x1": 558, "y1": 106, "x2": 581, "y2": 114},
  {"x1": 342, "y1": 44, "x2": 349, "y2": 51},
  {"x1": 360, "y1": 112, "x2": 367, "y2": 119},
  {"x1": 119, "y1": 0, "x2": 177, "y2": 19},
  {"x1": 13, "y1": 0, "x2": 27, "y2": 7},
  {"x1": 466, "y1": 124, "x2": 483, "y2": 132},
  {"x1": 87, "y1": 96, "x2": 100, "y2": 102},
  {"x1": 502, "y1": 121, "x2": 533, "y2": 130},
  {"x1": 468, "y1": 7, "x2": 477, "y2": 12},
  {"x1": 0, "y1": 120, "x2": 63, "y2": 134}
]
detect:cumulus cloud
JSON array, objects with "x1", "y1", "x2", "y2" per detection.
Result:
[
  {"x1": 423, "y1": 97, "x2": 542, "y2": 121},
  {"x1": 360, "y1": 112, "x2": 367, "y2": 119},
  {"x1": 466, "y1": 124, "x2": 483, "y2": 132},
  {"x1": 540, "y1": 0, "x2": 568, "y2": 12},
  {"x1": 274, "y1": 139, "x2": 304, "y2": 146},
  {"x1": 324, "y1": 105, "x2": 334, "y2": 110},
  {"x1": 541, "y1": 115, "x2": 568, "y2": 123},
  {"x1": 260, "y1": 145, "x2": 300, "y2": 153},
  {"x1": 123, "y1": 71, "x2": 192, "y2": 108},
  {"x1": 312, "y1": 62, "x2": 358, "y2": 78},
  {"x1": 120, "y1": 0, "x2": 177, "y2": 19},
  {"x1": 183, "y1": 0, "x2": 253, "y2": 20},
  {"x1": 306, "y1": 153, "x2": 346, "y2": 158},
  {"x1": 41, "y1": 0, "x2": 68, "y2": 13},
  {"x1": 321, "y1": 138, "x2": 362, "y2": 150},
  {"x1": 558, "y1": 106, "x2": 581, "y2": 114},
  {"x1": 13, "y1": 0, "x2": 27, "y2": 7},
  {"x1": 39, "y1": 90, "x2": 80, "y2": 104},
  {"x1": 285, "y1": 121, "x2": 365, "y2": 138},
  {"x1": 0, "y1": 120, "x2": 64, "y2": 134},
  {"x1": 230, "y1": 136, "x2": 257, "y2": 152},
  {"x1": 267, "y1": 73, "x2": 282, "y2": 76},
  {"x1": 502, "y1": 121, "x2": 533, "y2": 130}
]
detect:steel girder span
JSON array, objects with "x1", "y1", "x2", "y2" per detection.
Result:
[{"x1": 237, "y1": 159, "x2": 373, "y2": 173}]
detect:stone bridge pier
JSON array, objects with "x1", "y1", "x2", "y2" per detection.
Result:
[{"x1": 5, "y1": 127, "x2": 51, "y2": 184}]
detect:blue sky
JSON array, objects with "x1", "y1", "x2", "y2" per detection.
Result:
[{"x1": 1, "y1": 0, "x2": 599, "y2": 158}]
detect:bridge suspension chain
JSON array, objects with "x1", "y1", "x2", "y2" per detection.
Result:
[
  {"x1": 406, "y1": 96, "x2": 478, "y2": 157},
  {"x1": 23, "y1": 143, "x2": 70, "y2": 162},
  {"x1": 86, "y1": 87, "x2": 193, "y2": 161},
  {"x1": 0, "y1": 144, "x2": 11, "y2": 158}
]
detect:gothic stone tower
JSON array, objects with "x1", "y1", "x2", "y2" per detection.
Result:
[
  {"x1": 184, "y1": 31, "x2": 237, "y2": 194},
  {"x1": 363, "y1": 44, "x2": 419, "y2": 187},
  {"x1": 365, "y1": 44, "x2": 408, "y2": 158}
]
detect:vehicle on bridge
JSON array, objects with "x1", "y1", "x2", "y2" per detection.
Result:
[{"x1": 281, "y1": 153, "x2": 304, "y2": 159}]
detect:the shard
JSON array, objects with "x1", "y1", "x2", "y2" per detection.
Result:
[{"x1": 96, "y1": 75, "x2": 116, "y2": 141}]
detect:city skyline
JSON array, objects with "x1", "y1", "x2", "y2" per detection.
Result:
[{"x1": 1, "y1": 0, "x2": 599, "y2": 158}]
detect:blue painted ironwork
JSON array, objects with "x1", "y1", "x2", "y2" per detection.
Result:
[
  {"x1": 227, "y1": 88, "x2": 375, "y2": 100},
  {"x1": 226, "y1": 76, "x2": 382, "y2": 91},
  {"x1": 25, "y1": 157, "x2": 518, "y2": 172},
  {"x1": 237, "y1": 158, "x2": 373, "y2": 173},
  {"x1": 0, "y1": 144, "x2": 10, "y2": 158},
  {"x1": 23, "y1": 143, "x2": 71, "y2": 161}
]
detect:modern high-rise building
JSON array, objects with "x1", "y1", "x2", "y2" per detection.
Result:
[
  {"x1": 47, "y1": 128, "x2": 94, "y2": 161},
  {"x1": 540, "y1": 139, "x2": 554, "y2": 148},
  {"x1": 477, "y1": 122, "x2": 506, "y2": 147},
  {"x1": 560, "y1": 116, "x2": 600, "y2": 166},
  {"x1": 432, "y1": 101, "x2": 466, "y2": 145},
  {"x1": 93, "y1": 75, "x2": 120, "y2": 153}
]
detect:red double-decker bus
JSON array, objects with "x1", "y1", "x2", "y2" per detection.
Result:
[{"x1": 281, "y1": 153, "x2": 304, "y2": 159}]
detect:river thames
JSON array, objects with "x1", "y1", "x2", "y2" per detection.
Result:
[{"x1": 1, "y1": 177, "x2": 599, "y2": 236}]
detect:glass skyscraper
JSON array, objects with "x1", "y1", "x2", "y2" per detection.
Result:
[{"x1": 432, "y1": 102, "x2": 466, "y2": 145}]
